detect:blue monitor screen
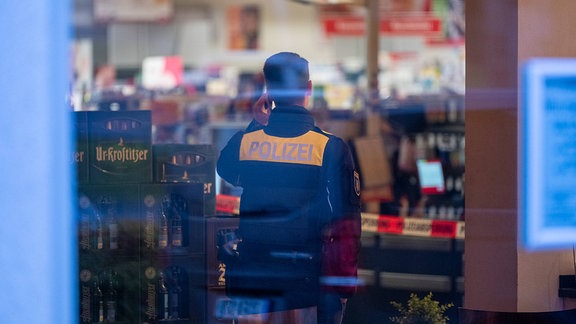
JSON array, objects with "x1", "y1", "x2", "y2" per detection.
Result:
[
  {"x1": 522, "y1": 58, "x2": 576, "y2": 250},
  {"x1": 417, "y1": 159, "x2": 445, "y2": 195}
]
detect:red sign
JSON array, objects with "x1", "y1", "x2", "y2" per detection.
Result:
[
  {"x1": 142, "y1": 56, "x2": 183, "y2": 90},
  {"x1": 323, "y1": 16, "x2": 442, "y2": 37},
  {"x1": 381, "y1": 16, "x2": 442, "y2": 35},
  {"x1": 323, "y1": 17, "x2": 365, "y2": 36},
  {"x1": 216, "y1": 194, "x2": 240, "y2": 215}
]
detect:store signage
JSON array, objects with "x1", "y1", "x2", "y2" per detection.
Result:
[
  {"x1": 94, "y1": 0, "x2": 173, "y2": 23},
  {"x1": 322, "y1": 16, "x2": 442, "y2": 37},
  {"x1": 142, "y1": 56, "x2": 183, "y2": 91},
  {"x1": 227, "y1": 5, "x2": 261, "y2": 50},
  {"x1": 417, "y1": 159, "x2": 445, "y2": 195}
]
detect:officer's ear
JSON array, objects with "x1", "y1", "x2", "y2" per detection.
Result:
[{"x1": 305, "y1": 80, "x2": 312, "y2": 96}]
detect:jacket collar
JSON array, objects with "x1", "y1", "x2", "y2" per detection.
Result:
[{"x1": 266, "y1": 105, "x2": 315, "y2": 136}]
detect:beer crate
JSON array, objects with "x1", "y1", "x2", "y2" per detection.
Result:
[
  {"x1": 79, "y1": 256, "x2": 141, "y2": 324},
  {"x1": 73, "y1": 111, "x2": 89, "y2": 185},
  {"x1": 152, "y1": 144, "x2": 216, "y2": 216},
  {"x1": 205, "y1": 216, "x2": 239, "y2": 289},
  {"x1": 88, "y1": 110, "x2": 153, "y2": 184},
  {"x1": 77, "y1": 184, "x2": 141, "y2": 256},
  {"x1": 139, "y1": 183, "x2": 205, "y2": 255},
  {"x1": 140, "y1": 256, "x2": 206, "y2": 324}
]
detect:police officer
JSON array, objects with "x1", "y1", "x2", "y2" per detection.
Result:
[{"x1": 217, "y1": 52, "x2": 361, "y2": 324}]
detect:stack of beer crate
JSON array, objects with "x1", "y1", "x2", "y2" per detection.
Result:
[{"x1": 74, "y1": 110, "x2": 216, "y2": 324}]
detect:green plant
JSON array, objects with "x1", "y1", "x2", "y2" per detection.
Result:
[{"x1": 389, "y1": 292, "x2": 454, "y2": 324}]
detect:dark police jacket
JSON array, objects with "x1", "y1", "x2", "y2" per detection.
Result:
[{"x1": 217, "y1": 105, "x2": 361, "y2": 310}]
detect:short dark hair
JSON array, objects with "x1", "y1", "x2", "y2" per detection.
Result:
[{"x1": 263, "y1": 52, "x2": 309, "y2": 105}]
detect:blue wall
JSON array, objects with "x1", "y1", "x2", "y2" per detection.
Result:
[{"x1": 0, "y1": 1, "x2": 76, "y2": 322}]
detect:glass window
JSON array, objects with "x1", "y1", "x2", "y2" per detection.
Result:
[{"x1": 71, "y1": 0, "x2": 465, "y2": 322}]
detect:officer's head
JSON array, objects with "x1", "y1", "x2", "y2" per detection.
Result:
[{"x1": 263, "y1": 52, "x2": 312, "y2": 107}]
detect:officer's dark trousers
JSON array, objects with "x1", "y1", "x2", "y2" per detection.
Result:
[{"x1": 317, "y1": 293, "x2": 345, "y2": 324}]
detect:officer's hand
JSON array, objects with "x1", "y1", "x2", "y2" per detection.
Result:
[{"x1": 253, "y1": 93, "x2": 271, "y2": 126}]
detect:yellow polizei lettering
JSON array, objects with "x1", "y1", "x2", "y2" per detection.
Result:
[{"x1": 240, "y1": 130, "x2": 328, "y2": 166}]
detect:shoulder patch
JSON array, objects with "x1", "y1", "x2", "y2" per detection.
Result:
[{"x1": 354, "y1": 171, "x2": 361, "y2": 196}]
